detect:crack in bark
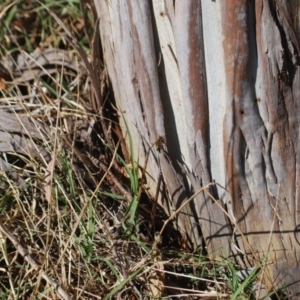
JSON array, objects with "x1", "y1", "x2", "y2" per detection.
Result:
[{"x1": 268, "y1": 0, "x2": 298, "y2": 84}]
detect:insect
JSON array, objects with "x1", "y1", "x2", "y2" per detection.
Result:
[
  {"x1": 154, "y1": 136, "x2": 166, "y2": 153},
  {"x1": 132, "y1": 76, "x2": 138, "y2": 84}
]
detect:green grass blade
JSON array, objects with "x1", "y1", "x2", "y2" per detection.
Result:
[
  {"x1": 102, "y1": 264, "x2": 147, "y2": 300},
  {"x1": 96, "y1": 257, "x2": 120, "y2": 281},
  {"x1": 230, "y1": 266, "x2": 261, "y2": 299}
]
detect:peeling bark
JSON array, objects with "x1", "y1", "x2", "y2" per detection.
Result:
[{"x1": 94, "y1": 0, "x2": 300, "y2": 297}]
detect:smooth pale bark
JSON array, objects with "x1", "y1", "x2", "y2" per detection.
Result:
[{"x1": 94, "y1": 0, "x2": 300, "y2": 297}]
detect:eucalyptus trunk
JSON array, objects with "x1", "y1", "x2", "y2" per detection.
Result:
[{"x1": 94, "y1": 0, "x2": 300, "y2": 297}]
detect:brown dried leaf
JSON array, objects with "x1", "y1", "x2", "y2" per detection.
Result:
[
  {"x1": 0, "y1": 131, "x2": 48, "y2": 160},
  {"x1": 148, "y1": 262, "x2": 165, "y2": 298},
  {"x1": 0, "y1": 48, "x2": 84, "y2": 83},
  {"x1": 0, "y1": 110, "x2": 45, "y2": 140},
  {"x1": 0, "y1": 156, "x2": 25, "y2": 189}
]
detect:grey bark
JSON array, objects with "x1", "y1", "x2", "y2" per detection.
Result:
[{"x1": 94, "y1": 0, "x2": 300, "y2": 297}]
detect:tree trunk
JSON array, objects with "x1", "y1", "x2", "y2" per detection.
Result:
[{"x1": 94, "y1": 0, "x2": 300, "y2": 297}]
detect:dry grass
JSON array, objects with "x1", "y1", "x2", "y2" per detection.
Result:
[{"x1": 0, "y1": 1, "x2": 276, "y2": 299}]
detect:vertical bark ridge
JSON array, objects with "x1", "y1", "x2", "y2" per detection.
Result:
[{"x1": 168, "y1": 1, "x2": 232, "y2": 254}]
